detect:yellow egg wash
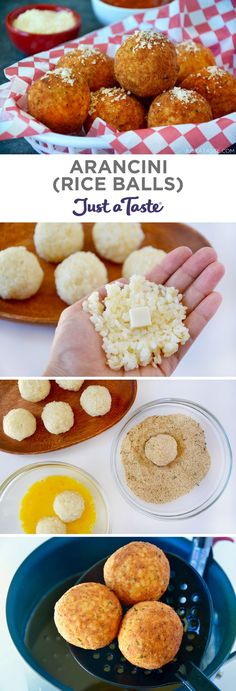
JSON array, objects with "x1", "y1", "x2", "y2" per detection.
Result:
[{"x1": 20, "y1": 475, "x2": 97, "y2": 534}]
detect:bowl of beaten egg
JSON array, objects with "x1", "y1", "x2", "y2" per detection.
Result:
[{"x1": 0, "y1": 462, "x2": 109, "y2": 534}]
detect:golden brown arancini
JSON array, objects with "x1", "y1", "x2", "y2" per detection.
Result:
[
  {"x1": 181, "y1": 66, "x2": 236, "y2": 118},
  {"x1": 85, "y1": 87, "x2": 146, "y2": 132},
  {"x1": 118, "y1": 601, "x2": 183, "y2": 669},
  {"x1": 27, "y1": 67, "x2": 90, "y2": 134},
  {"x1": 147, "y1": 86, "x2": 212, "y2": 126},
  {"x1": 54, "y1": 582, "x2": 122, "y2": 649},
  {"x1": 103, "y1": 541, "x2": 170, "y2": 605},
  {"x1": 176, "y1": 40, "x2": 215, "y2": 85},
  {"x1": 114, "y1": 30, "x2": 178, "y2": 98},
  {"x1": 58, "y1": 46, "x2": 115, "y2": 91}
]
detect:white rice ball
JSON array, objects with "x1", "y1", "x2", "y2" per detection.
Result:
[
  {"x1": 0, "y1": 246, "x2": 44, "y2": 299},
  {"x1": 80, "y1": 385, "x2": 112, "y2": 417},
  {"x1": 3, "y1": 408, "x2": 37, "y2": 441},
  {"x1": 34, "y1": 223, "x2": 84, "y2": 263},
  {"x1": 122, "y1": 246, "x2": 167, "y2": 279},
  {"x1": 18, "y1": 379, "x2": 51, "y2": 402},
  {"x1": 53, "y1": 491, "x2": 85, "y2": 523},
  {"x1": 36, "y1": 517, "x2": 66, "y2": 534},
  {"x1": 55, "y1": 379, "x2": 84, "y2": 391},
  {"x1": 55, "y1": 251, "x2": 108, "y2": 305},
  {"x1": 92, "y1": 223, "x2": 144, "y2": 263},
  {"x1": 41, "y1": 401, "x2": 74, "y2": 434}
]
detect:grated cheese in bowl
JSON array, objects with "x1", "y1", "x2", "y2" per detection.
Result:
[{"x1": 13, "y1": 9, "x2": 76, "y2": 35}]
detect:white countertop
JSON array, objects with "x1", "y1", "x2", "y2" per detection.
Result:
[{"x1": 0, "y1": 223, "x2": 235, "y2": 377}]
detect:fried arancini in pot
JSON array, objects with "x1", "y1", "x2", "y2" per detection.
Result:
[
  {"x1": 103, "y1": 541, "x2": 170, "y2": 605},
  {"x1": 148, "y1": 86, "x2": 212, "y2": 126},
  {"x1": 28, "y1": 67, "x2": 90, "y2": 134},
  {"x1": 54, "y1": 582, "x2": 122, "y2": 649},
  {"x1": 181, "y1": 66, "x2": 236, "y2": 118},
  {"x1": 176, "y1": 40, "x2": 215, "y2": 85},
  {"x1": 114, "y1": 30, "x2": 178, "y2": 98},
  {"x1": 85, "y1": 87, "x2": 146, "y2": 132},
  {"x1": 58, "y1": 46, "x2": 115, "y2": 91},
  {"x1": 118, "y1": 601, "x2": 183, "y2": 669}
]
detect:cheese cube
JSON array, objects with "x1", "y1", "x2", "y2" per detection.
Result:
[{"x1": 129, "y1": 306, "x2": 152, "y2": 328}]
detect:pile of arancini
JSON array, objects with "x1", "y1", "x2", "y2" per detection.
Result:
[
  {"x1": 27, "y1": 32, "x2": 236, "y2": 135},
  {"x1": 54, "y1": 541, "x2": 184, "y2": 670}
]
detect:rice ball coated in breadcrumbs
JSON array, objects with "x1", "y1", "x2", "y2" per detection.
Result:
[
  {"x1": 53, "y1": 490, "x2": 85, "y2": 522},
  {"x1": 176, "y1": 40, "x2": 215, "y2": 85},
  {"x1": 54, "y1": 583, "x2": 123, "y2": 649},
  {"x1": 41, "y1": 401, "x2": 74, "y2": 434},
  {"x1": 80, "y1": 386, "x2": 112, "y2": 416},
  {"x1": 92, "y1": 223, "x2": 144, "y2": 263},
  {"x1": 122, "y1": 246, "x2": 166, "y2": 279},
  {"x1": 0, "y1": 246, "x2": 44, "y2": 300},
  {"x1": 55, "y1": 251, "x2": 107, "y2": 305},
  {"x1": 36, "y1": 517, "x2": 66, "y2": 534},
  {"x1": 104, "y1": 541, "x2": 170, "y2": 605},
  {"x1": 181, "y1": 66, "x2": 236, "y2": 118},
  {"x1": 114, "y1": 31, "x2": 178, "y2": 98},
  {"x1": 148, "y1": 86, "x2": 212, "y2": 126},
  {"x1": 118, "y1": 601, "x2": 183, "y2": 669},
  {"x1": 18, "y1": 379, "x2": 51, "y2": 402},
  {"x1": 28, "y1": 67, "x2": 90, "y2": 134},
  {"x1": 34, "y1": 223, "x2": 84, "y2": 263},
  {"x1": 85, "y1": 87, "x2": 146, "y2": 132},
  {"x1": 56, "y1": 379, "x2": 84, "y2": 391},
  {"x1": 3, "y1": 408, "x2": 37, "y2": 441},
  {"x1": 58, "y1": 46, "x2": 115, "y2": 91}
]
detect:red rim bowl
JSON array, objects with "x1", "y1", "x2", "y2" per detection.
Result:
[{"x1": 6, "y1": 4, "x2": 81, "y2": 56}]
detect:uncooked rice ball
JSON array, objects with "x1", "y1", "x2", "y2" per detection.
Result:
[
  {"x1": 145, "y1": 433, "x2": 178, "y2": 466},
  {"x1": 53, "y1": 490, "x2": 85, "y2": 522},
  {"x1": 55, "y1": 251, "x2": 108, "y2": 305},
  {"x1": 92, "y1": 223, "x2": 144, "y2": 263},
  {"x1": 80, "y1": 385, "x2": 112, "y2": 416},
  {"x1": 34, "y1": 223, "x2": 84, "y2": 263},
  {"x1": 122, "y1": 246, "x2": 166, "y2": 279},
  {"x1": 56, "y1": 379, "x2": 84, "y2": 391},
  {"x1": 41, "y1": 401, "x2": 74, "y2": 434},
  {"x1": 3, "y1": 408, "x2": 37, "y2": 441},
  {"x1": 18, "y1": 379, "x2": 51, "y2": 402},
  {"x1": 0, "y1": 246, "x2": 44, "y2": 299},
  {"x1": 36, "y1": 517, "x2": 66, "y2": 534}
]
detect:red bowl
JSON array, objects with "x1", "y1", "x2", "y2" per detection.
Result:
[{"x1": 6, "y1": 4, "x2": 81, "y2": 56}]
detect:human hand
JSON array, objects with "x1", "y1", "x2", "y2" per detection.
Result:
[{"x1": 44, "y1": 246, "x2": 224, "y2": 377}]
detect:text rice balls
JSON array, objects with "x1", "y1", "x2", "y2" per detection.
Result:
[
  {"x1": 18, "y1": 379, "x2": 51, "y2": 402},
  {"x1": 28, "y1": 67, "x2": 90, "y2": 134},
  {"x1": 104, "y1": 541, "x2": 170, "y2": 605},
  {"x1": 114, "y1": 31, "x2": 178, "y2": 98},
  {"x1": 182, "y1": 66, "x2": 236, "y2": 118},
  {"x1": 0, "y1": 246, "x2": 43, "y2": 300},
  {"x1": 80, "y1": 385, "x2": 112, "y2": 416},
  {"x1": 3, "y1": 408, "x2": 37, "y2": 441},
  {"x1": 148, "y1": 86, "x2": 212, "y2": 126},
  {"x1": 58, "y1": 46, "x2": 115, "y2": 91},
  {"x1": 86, "y1": 87, "x2": 146, "y2": 132},
  {"x1": 54, "y1": 582, "x2": 123, "y2": 649},
  {"x1": 34, "y1": 223, "x2": 84, "y2": 263},
  {"x1": 176, "y1": 40, "x2": 215, "y2": 85},
  {"x1": 56, "y1": 379, "x2": 84, "y2": 391},
  {"x1": 118, "y1": 601, "x2": 183, "y2": 669},
  {"x1": 92, "y1": 222, "x2": 144, "y2": 263},
  {"x1": 122, "y1": 246, "x2": 166, "y2": 279},
  {"x1": 41, "y1": 401, "x2": 74, "y2": 434},
  {"x1": 55, "y1": 251, "x2": 108, "y2": 304}
]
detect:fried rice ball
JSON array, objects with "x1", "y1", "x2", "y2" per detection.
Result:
[
  {"x1": 148, "y1": 86, "x2": 212, "y2": 126},
  {"x1": 54, "y1": 582, "x2": 123, "y2": 649},
  {"x1": 181, "y1": 66, "x2": 236, "y2": 118},
  {"x1": 114, "y1": 30, "x2": 178, "y2": 98},
  {"x1": 176, "y1": 40, "x2": 215, "y2": 85},
  {"x1": 85, "y1": 87, "x2": 146, "y2": 132},
  {"x1": 58, "y1": 45, "x2": 115, "y2": 91},
  {"x1": 28, "y1": 67, "x2": 90, "y2": 134},
  {"x1": 118, "y1": 601, "x2": 183, "y2": 669},
  {"x1": 104, "y1": 541, "x2": 170, "y2": 605}
]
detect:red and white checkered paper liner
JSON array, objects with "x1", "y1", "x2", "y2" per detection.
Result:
[{"x1": 0, "y1": 0, "x2": 236, "y2": 153}]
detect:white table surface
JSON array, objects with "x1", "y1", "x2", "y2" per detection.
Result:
[
  {"x1": 0, "y1": 536, "x2": 235, "y2": 691},
  {"x1": 0, "y1": 223, "x2": 235, "y2": 377},
  {"x1": 0, "y1": 378, "x2": 235, "y2": 535}
]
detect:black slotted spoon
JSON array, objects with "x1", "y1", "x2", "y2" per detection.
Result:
[{"x1": 69, "y1": 549, "x2": 219, "y2": 691}]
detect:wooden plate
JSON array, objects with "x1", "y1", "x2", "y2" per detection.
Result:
[
  {"x1": 0, "y1": 379, "x2": 137, "y2": 454},
  {"x1": 0, "y1": 223, "x2": 210, "y2": 325}
]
